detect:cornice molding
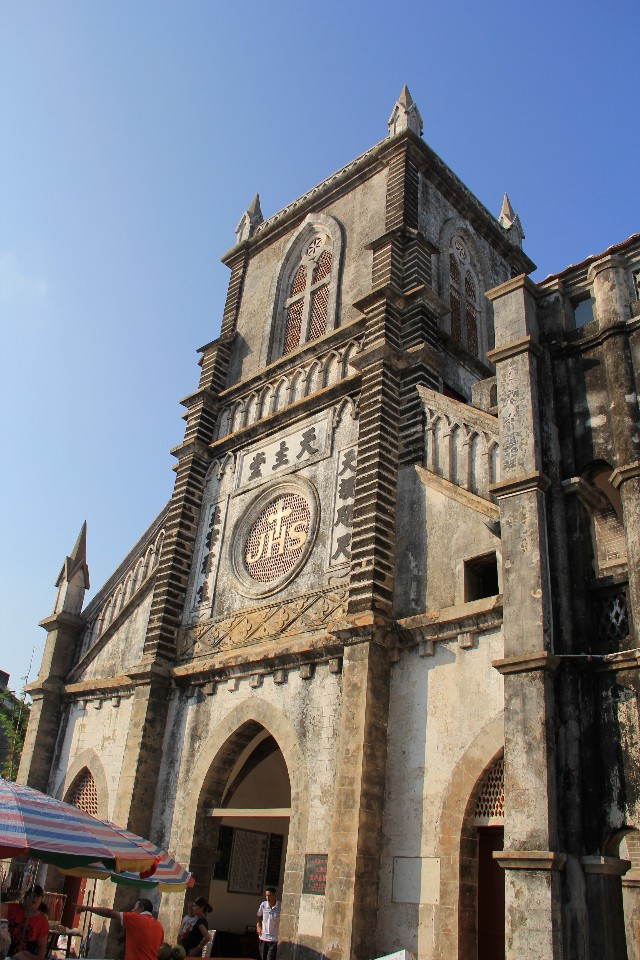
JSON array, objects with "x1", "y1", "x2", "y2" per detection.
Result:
[
  {"x1": 493, "y1": 652, "x2": 560, "y2": 675},
  {"x1": 490, "y1": 472, "x2": 551, "y2": 498},
  {"x1": 486, "y1": 335, "x2": 542, "y2": 364},
  {"x1": 582, "y1": 855, "x2": 630, "y2": 876},
  {"x1": 415, "y1": 466, "x2": 499, "y2": 520},
  {"x1": 610, "y1": 460, "x2": 640, "y2": 489},
  {"x1": 485, "y1": 273, "x2": 540, "y2": 303},
  {"x1": 494, "y1": 850, "x2": 566, "y2": 871},
  {"x1": 38, "y1": 612, "x2": 84, "y2": 633}
]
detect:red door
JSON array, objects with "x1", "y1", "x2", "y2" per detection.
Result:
[
  {"x1": 61, "y1": 875, "x2": 86, "y2": 928},
  {"x1": 477, "y1": 826, "x2": 505, "y2": 960}
]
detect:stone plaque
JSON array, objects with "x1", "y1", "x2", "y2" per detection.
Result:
[{"x1": 302, "y1": 853, "x2": 328, "y2": 895}]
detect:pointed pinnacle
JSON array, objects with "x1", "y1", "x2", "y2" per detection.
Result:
[
  {"x1": 398, "y1": 84, "x2": 414, "y2": 107},
  {"x1": 500, "y1": 193, "x2": 516, "y2": 225},
  {"x1": 70, "y1": 521, "x2": 87, "y2": 565},
  {"x1": 247, "y1": 194, "x2": 262, "y2": 218}
]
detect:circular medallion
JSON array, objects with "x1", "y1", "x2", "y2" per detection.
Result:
[
  {"x1": 231, "y1": 477, "x2": 320, "y2": 598},
  {"x1": 303, "y1": 235, "x2": 327, "y2": 263},
  {"x1": 453, "y1": 236, "x2": 468, "y2": 263}
]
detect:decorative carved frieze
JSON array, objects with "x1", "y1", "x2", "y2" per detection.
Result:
[{"x1": 178, "y1": 585, "x2": 349, "y2": 660}]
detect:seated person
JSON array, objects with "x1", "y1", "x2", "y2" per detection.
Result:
[{"x1": 0, "y1": 885, "x2": 49, "y2": 960}]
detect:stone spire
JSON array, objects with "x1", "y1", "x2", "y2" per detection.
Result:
[
  {"x1": 498, "y1": 192, "x2": 524, "y2": 248},
  {"x1": 388, "y1": 84, "x2": 423, "y2": 138},
  {"x1": 235, "y1": 193, "x2": 264, "y2": 244},
  {"x1": 53, "y1": 522, "x2": 90, "y2": 616}
]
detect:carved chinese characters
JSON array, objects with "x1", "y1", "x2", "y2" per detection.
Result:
[
  {"x1": 193, "y1": 499, "x2": 228, "y2": 611},
  {"x1": 330, "y1": 446, "x2": 357, "y2": 566},
  {"x1": 236, "y1": 415, "x2": 329, "y2": 491}
]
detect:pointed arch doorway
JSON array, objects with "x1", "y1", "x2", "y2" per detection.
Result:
[
  {"x1": 474, "y1": 755, "x2": 505, "y2": 960},
  {"x1": 60, "y1": 768, "x2": 100, "y2": 927},
  {"x1": 191, "y1": 723, "x2": 292, "y2": 950}
]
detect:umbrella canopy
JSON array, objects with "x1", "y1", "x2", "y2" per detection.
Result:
[
  {"x1": 0, "y1": 779, "x2": 157, "y2": 874},
  {"x1": 62, "y1": 824, "x2": 194, "y2": 892}
]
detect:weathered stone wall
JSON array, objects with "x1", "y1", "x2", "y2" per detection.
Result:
[
  {"x1": 50, "y1": 696, "x2": 135, "y2": 818},
  {"x1": 226, "y1": 168, "x2": 388, "y2": 387},
  {"x1": 75, "y1": 592, "x2": 153, "y2": 680},
  {"x1": 152, "y1": 665, "x2": 342, "y2": 943},
  {"x1": 377, "y1": 631, "x2": 504, "y2": 958}
]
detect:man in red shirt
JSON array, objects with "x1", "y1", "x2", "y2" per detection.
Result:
[{"x1": 77, "y1": 897, "x2": 164, "y2": 960}]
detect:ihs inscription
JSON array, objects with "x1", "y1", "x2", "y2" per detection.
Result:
[{"x1": 244, "y1": 494, "x2": 311, "y2": 583}]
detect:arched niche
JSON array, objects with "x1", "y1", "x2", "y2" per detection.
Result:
[
  {"x1": 437, "y1": 217, "x2": 492, "y2": 362},
  {"x1": 55, "y1": 747, "x2": 110, "y2": 819}
]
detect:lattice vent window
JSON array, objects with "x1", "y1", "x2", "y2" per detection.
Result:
[
  {"x1": 282, "y1": 236, "x2": 333, "y2": 356},
  {"x1": 448, "y1": 237, "x2": 482, "y2": 359},
  {"x1": 67, "y1": 769, "x2": 98, "y2": 815},
  {"x1": 594, "y1": 590, "x2": 629, "y2": 645},
  {"x1": 474, "y1": 756, "x2": 504, "y2": 825}
]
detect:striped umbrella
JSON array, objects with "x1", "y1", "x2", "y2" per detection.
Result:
[
  {"x1": 62, "y1": 824, "x2": 194, "y2": 892},
  {"x1": 0, "y1": 779, "x2": 157, "y2": 874}
]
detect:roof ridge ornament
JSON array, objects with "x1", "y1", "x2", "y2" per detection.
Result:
[
  {"x1": 235, "y1": 193, "x2": 264, "y2": 244},
  {"x1": 388, "y1": 84, "x2": 423, "y2": 138},
  {"x1": 498, "y1": 192, "x2": 525, "y2": 248}
]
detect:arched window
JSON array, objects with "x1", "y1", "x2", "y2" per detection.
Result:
[
  {"x1": 66, "y1": 768, "x2": 98, "y2": 815},
  {"x1": 282, "y1": 233, "x2": 333, "y2": 355},
  {"x1": 448, "y1": 236, "x2": 482, "y2": 358},
  {"x1": 262, "y1": 213, "x2": 343, "y2": 367}
]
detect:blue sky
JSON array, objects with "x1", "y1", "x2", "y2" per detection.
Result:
[{"x1": 1, "y1": 1, "x2": 638, "y2": 693}]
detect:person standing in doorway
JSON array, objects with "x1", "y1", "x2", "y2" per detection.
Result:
[
  {"x1": 182, "y1": 898, "x2": 212, "y2": 957},
  {"x1": 256, "y1": 887, "x2": 280, "y2": 960}
]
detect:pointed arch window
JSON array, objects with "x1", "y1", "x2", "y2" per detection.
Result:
[
  {"x1": 448, "y1": 236, "x2": 482, "y2": 359},
  {"x1": 67, "y1": 768, "x2": 98, "y2": 815},
  {"x1": 282, "y1": 234, "x2": 334, "y2": 356}
]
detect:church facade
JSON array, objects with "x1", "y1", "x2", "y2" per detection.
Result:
[{"x1": 19, "y1": 89, "x2": 640, "y2": 960}]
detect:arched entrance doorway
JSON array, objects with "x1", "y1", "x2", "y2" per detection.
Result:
[
  {"x1": 190, "y1": 723, "x2": 291, "y2": 957},
  {"x1": 458, "y1": 751, "x2": 505, "y2": 960},
  {"x1": 60, "y1": 768, "x2": 100, "y2": 927},
  {"x1": 616, "y1": 829, "x2": 640, "y2": 960},
  {"x1": 474, "y1": 755, "x2": 505, "y2": 960}
]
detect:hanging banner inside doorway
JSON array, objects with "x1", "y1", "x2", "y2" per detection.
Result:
[{"x1": 228, "y1": 829, "x2": 268, "y2": 895}]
